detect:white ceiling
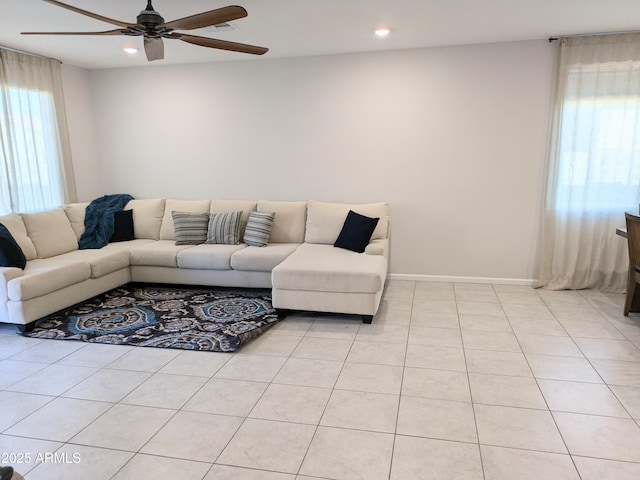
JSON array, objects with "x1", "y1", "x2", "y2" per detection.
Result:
[{"x1": 1, "y1": 0, "x2": 639, "y2": 70}]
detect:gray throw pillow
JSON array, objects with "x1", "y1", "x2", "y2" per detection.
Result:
[
  {"x1": 172, "y1": 211, "x2": 209, "y2": 245},
  {"x1": 243, "y1": 211, "x2": 275, "y2": 247},
  {"x1": 206, "y1": 211, "x2": 243, "y2": 245}
]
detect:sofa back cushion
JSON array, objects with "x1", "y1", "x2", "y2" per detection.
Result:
[
  {"x1": 64, "y1": 202, "x2": 89, "y2": 240},
  {"x1": 125, "y1": 199, "x2": 165, "y2": 240},
  {"x1": 257, "y1": 200, "x2": 307, "y2": 243},
  {"x1": 211, "y1": 199, "x2": 257, "y2": 239},
  {"x1": 305, "y1": 200, "x2": 390, "y2": 244},
  {"x1": 160, "y1": 199, "x2": 211, "y2": 241},
  {"x1": 22, "y1": 208, "x2": 79, "y2": 258},
  {"x1": 0, "y1": 213, "x2": 37, "y2": 261}
]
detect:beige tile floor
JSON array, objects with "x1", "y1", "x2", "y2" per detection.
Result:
[{"x1": 1, "y1": 281, "x2": 640, "y2": 479}]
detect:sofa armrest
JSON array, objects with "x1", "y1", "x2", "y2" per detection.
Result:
[
  {"x1": 1, "y1": 266, "x2": 25, "y2": 298},
  {"x1": 1, "y1": 266, "x2": 24, "y2": 289},
  {"x1": 0, "y1": 267, "x2": 24, "y2": 320},
  {"x1": 365, "y1": 238, "x2": 389, "y2": 258}
]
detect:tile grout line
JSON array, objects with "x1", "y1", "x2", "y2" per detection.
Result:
[
  {"x1": 201, "y1": 327, "x2": 308, "y2": 477},
  {"x1": 386, "y1": 280, "x2": 416, "y2": 480},
  {"x1": 123, "y1": 350, "x2": 240, "y2": 480},
  {"x1": 454, "y1": 283, "x2": 487, "y2": 480},
  {"x1": 75, "y1": 349, "x2": 197, "y2": 480},
  {"x1": 293, "y1": 311, "x2": 361, "y2": 478},
  {"x1": 542, "y1": 293, "x2": 640, "y2": 426},
  {"x1": 520, "y1": 287, "x2": 601, "y2": 479},
  {"x1": 576, "y1": 290, "x2": 640, "y2": 430}
]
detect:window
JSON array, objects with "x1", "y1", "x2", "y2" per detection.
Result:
[
  {"x1": 0, "y1": 86, "x2": 66, "y2": 214},
  {"x1": 555, "y1": 68, "x2": 640, "y2": 214},
  {"x1": 0, "y1": 48, "x2": 75, "y2": 216},
  {"x1": 540, "y1": 34, "x2": 640, "y2": 291}
]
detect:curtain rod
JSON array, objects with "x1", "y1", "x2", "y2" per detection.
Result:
[
  {"x1": 0, "y1": 45, "x2": 61, "y2": 63},
  {"x1": 549, "y1": 29, "x2": 640, "y2": 42}
]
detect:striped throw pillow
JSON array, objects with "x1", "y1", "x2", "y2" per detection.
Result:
[
  {"x1": 243, "y1": 211, "x2": 275, "y2": 247},
  {"x1": 206, "y1": 211, "x2": 243, "y2": 245},
  {"x1": 172, "y1": 211, "x2": 209, "y2": 245}
]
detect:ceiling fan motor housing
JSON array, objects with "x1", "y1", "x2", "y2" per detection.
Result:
[
  {"x1": 137, "y1": 1, "x2": 167, "y2": 37},
  {"x1": 137, "y1": 10, "x2": 164, "y2": 27}
]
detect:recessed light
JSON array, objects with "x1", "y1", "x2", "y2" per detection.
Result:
[
  {"x1": 123, "y1": 47, "x2": 138, "y2": 54},
  {"x1": 375, "y1": 28, "x2": 390, "y2": 37}
]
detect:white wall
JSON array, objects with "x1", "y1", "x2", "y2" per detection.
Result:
[{"x1": 75, "y1": 40, "x2": 556, "y2": 281}]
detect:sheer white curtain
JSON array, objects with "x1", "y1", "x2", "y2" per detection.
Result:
[
  {"x1": 0, "y1": 48, "x2": 76, "y2": 214},
  {"x1": 540, "y1": 33, "x2": 640, "y2": 292}
]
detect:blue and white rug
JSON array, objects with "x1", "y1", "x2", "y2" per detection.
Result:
[{"x1": 21, "y1": 284, "x2": 280, "y2": 352}]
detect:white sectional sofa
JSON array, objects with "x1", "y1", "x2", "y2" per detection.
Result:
[{"x1": 0, "y1": 198, "x2": 390, "y2": 331}]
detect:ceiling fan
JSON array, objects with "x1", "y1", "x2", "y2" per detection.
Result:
[{"x1": 21, "y1": 0, "x2": 268, "y2": 61}]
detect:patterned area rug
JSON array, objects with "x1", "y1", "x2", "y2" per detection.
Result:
[{"x1": 21, "y1": 284, "x2": 280, "y2": 352}]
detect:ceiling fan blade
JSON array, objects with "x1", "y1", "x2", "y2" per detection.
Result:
[
  {"x1": 176, "y1": 33, "x2": 268, "y2": 55},
  {"x1": 160, "y1": 5, "x2": 247, "y2": 31},
  {"x1": 42, "y1": 0, "x2": 137, "y2": 28},
  {"x1": 22, "y1": 29, "x2": 128, "y2": 36},
  {"x1": 144, "y1": 37, "x2": 164, "y2": 61}
]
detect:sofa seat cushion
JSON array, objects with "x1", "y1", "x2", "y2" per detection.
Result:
[
  {"x1": 177, "y1": 244, "x2": 246, "y2": 270},
  {"x1": 272, "y1": 243, "x2": 387, "y2": 294},
  {"x1": 54, "y1": 249, "x2": 130, "y2": 279},
  {"x1": 103, "y1": 239, "x2": 155, "y2": 251},
  {"x1": 8, "y1": 261, "x2": 91, "y2": 301},
  {"x1": 231, "y1": 243, "x2": 299, "y2": 272},
  {"x1": 130, "y1": 240, "x2": 193, "y2": 267}
]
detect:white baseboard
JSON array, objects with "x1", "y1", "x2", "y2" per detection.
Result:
[{"x1": 387, "y1": 273, "x2": 539, "y2": 287}]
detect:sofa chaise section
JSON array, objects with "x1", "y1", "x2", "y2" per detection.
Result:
[
  {"x1": 272, "y1": 243, "x2": 388, "y2": 323},
  {"x1": 271, "y1": 200, "x2": 390, "y2": 323}
]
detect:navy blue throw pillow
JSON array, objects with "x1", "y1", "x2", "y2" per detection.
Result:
[
  {"x1": 334, "y1": 210, "x2": 379, "y2": 253},
  {"x1": 110, "y1": 209, "x2": 135, "y2": 242},
  {"x1": 0, "y1": 223, "x2": 27, "y2": 269}
]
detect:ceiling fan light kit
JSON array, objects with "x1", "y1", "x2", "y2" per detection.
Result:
[{"x1": 22, "y1": 0, "x2": 268, "y2": 61}]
